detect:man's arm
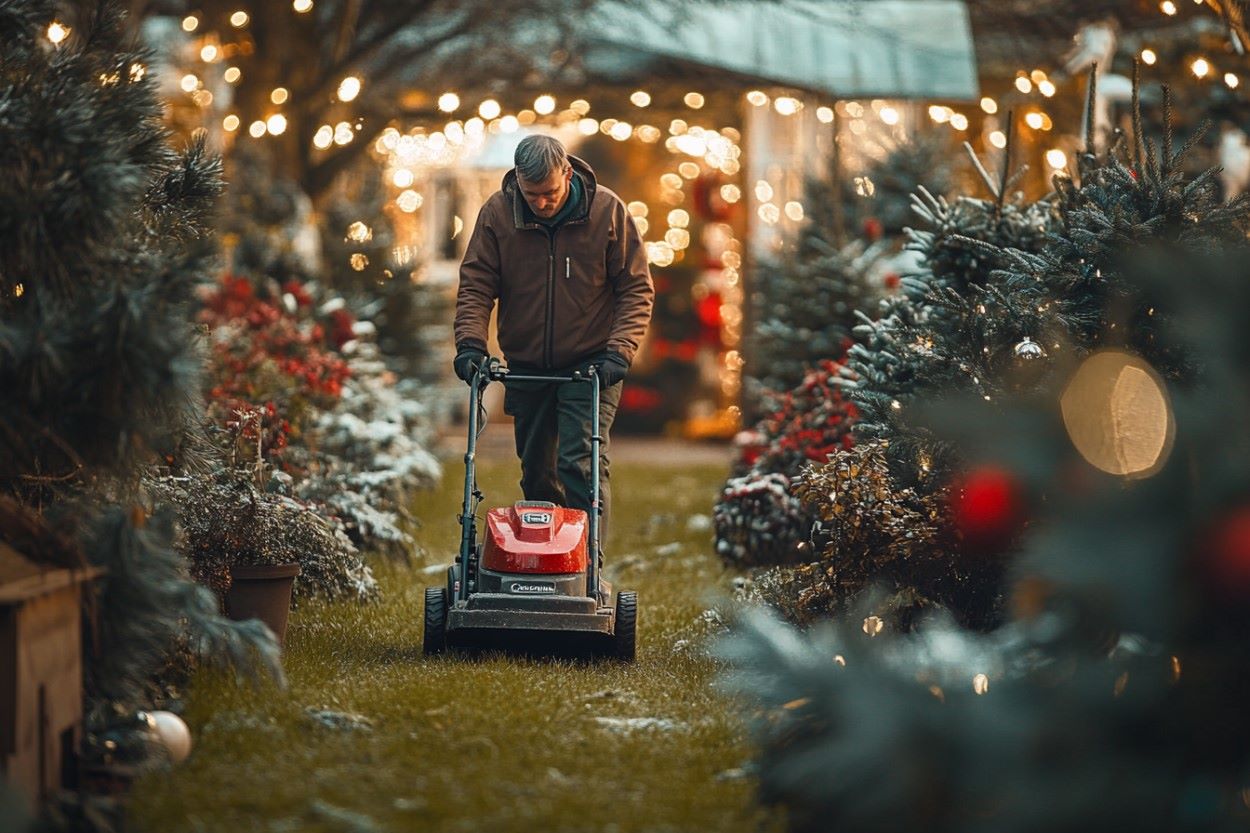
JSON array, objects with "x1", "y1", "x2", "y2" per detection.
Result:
[
  {"x1": 454, "y1": 202, "x2": 501, "y2": 353},
  {"x1": 604, "y1": 197, "x2": 655, "y2": 365}
]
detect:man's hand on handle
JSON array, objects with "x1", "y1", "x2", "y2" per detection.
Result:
[
  {"x1": 453, "y1": 346, "x2": 489, "y2": 384},
  {"x1": 587, "y1": 351, "x2": 629, "y2": 387}
]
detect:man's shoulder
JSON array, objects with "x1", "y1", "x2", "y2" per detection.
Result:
[
  {"x1": 479, "y1": 190, "x2": 511, "y2": 222},
  {"x1": 590, "y1": 184, "x2": 627, "y2": 214}
]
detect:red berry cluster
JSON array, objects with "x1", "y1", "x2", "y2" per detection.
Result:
[
  {"x1": 736, "y1": 359, "x2": 858, "y2": 477},
  {"x1": 200, "y1": 274, "x2": 353, "y2": 463}
]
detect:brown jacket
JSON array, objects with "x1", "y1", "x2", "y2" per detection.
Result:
[{"x1": 454, "y1": 156, "x2": 654, "y2": 369}]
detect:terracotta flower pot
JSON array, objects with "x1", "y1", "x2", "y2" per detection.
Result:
[{"x1": 224, "y1": 562, "x2": 300, "y2": 644}]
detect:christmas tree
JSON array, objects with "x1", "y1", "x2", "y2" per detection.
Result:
[
  {"x1": 719, "y1": 239, "x2": 1250, "y2": 833},
  {"x1": 0, "y1": 0, "x2": 280, "y2": 772}
]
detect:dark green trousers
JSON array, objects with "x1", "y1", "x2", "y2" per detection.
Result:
[{"x1": 503, "y1": 378, "x2": 622, "y2": 546}]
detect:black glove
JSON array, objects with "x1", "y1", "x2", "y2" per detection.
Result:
[
  {"x1": 453, "y1": 346, "x2": 488, "y2": 383},
  {"x1": 589, "y1": 351, "x2": 629, "y2": 387}
]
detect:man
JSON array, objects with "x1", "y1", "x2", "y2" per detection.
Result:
[{"x1": 453, "y1": 135, "x2": 654, "y2": 545}]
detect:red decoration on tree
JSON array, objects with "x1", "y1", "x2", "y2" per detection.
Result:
[
  {"x1": 949, "y1": 466, "x2": 1025, "y2": 555},
  {"x1": 863, "y1": 217, "x2": 884, "y2": 242},
  {"x1": 1199, "y1": 505, "x2": 1250, "y2": 598},
  {"x1": 883, "y1": 272, "x2": 901, "y2": 291}
]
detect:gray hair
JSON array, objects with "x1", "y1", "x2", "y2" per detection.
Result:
[{"x1": 514, "y1": 135, "x2": 570, "y2": 183}]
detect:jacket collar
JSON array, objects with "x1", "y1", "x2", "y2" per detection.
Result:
[{"x1": 503, "y1": 154, "x2": 597, "y2": 230}]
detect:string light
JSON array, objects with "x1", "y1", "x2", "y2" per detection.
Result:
[
  {"x1": 1192, "y1": 57, "x2": 1211, "y2": 78},
  {"x1": 500, "y1": 115, "x2": 519, "y2": 133},
  {"x1": 266, "y1": 114, "x2": 288, "y2": 135},
  {"x1": 745, "y1": 90, "x2": 768, "y2": 106},
  {"x1": 980, "y1": 96, "x2": 998, "y2": 114},
  {"x1": 223, "y1": 114, "x2": 240, "y2": 132},
  {"x1": 630, "y1": 90, "x2": 651, "y2": 107},
  {"x1": 229, "y1": 10, "x2": 249, "y2": 26},
  {"x1": 313, "y1": 125, "x2": 333, "y2": 148},
  {"x1": 436, "y1": 92, "x2": 459, "y2": 112},
  {"x1": 578, "y1": 118, "x2": 599, "y2": 136},
  {"x1": 224, "y1": 66, "x2": 241, "y2": 83},
  {"x1": 1039, "y1": 79, "x2": 1057, "y2": 97},
  {"x1": 720, "y1": 184, "x2": 741, "y2": 203},
  {"x1": 773, "y1": 96, "x2": 801, "y2": 115},
  {"x1": 880, "y1": 106, "x2": 900, "y2": 125},
  {"x1": 784, "y1": 201, "x2": 804, "y2": 221},
  {"x1": 1014, "y1": 75, "x2": 1032, "y2": 93},
  {"x1": 534, "y1": 94, "x2": 556, "y2": 115},
  {"x1": 478, "y1": 99, "x2": 501, "y2": 119},
  {"x1": 989, "y1": 130, "x2": 1007, "y2": 148},
  {"x1": 1141, "y1": 48, "x2": 1158, "y2": 65},
  {"x1": 200, "y1": 43, "x2": 219, "y2": 62},
  {"x1": 180, "y1": 74, "x2": 199, "y2": 93},
  {"x1": 684, "y1": 92, "x2": 705, "y2": 109},
  {"x1": 949, "y1": 113, "x2": 969, "y2": 130},
  {"x1": 293, "y1": 0, "x2": 313, "y2": 12},
  {"x1": 181, "y1": 15, "x2": 198, "y2": 32},
  {"x1": 1161, "y1": 0, "x2": 1177, "y2": 14},
  {"x1": 570, "y1": 99, "x2": 590, "y2": 115},
  {"x1": 392, "y1": 169, "x2": 415, "y2": 188},
  {"x1": 397, "y1": 190, "x2": 422, "y2": 212},
  {"x1": 1025, "y1": 111, "x2": 1044, "y2": 129},
  {"x1": 333, "y1": 122, "x2": 354, "y2": 145},
  {"x1": 1226, "y1": 72, "x2": 1240, "y2": 88},
  {"x1": 270, "y1": 87, "x2": 289, "y2": 104},
  {"x1": 816, "y1": 106, "x2": 834, "y2": 123},
  {"x1": 248, "y1": 120, "x2": 267, "y2": 138},
  {"x1": 1045, "y1": 148, "x2": 1067, "y2": 169},
  {"x1": 338, "y1": 76, "x2": 362, "y2": 102},
  {"x1": 754, "y1": 180, "x2": 774, "y2": 201},
  {"x1": 928, "y1": 105, "x2": 951, "y2": 123}
]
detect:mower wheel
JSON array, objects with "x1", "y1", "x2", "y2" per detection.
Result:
[
  {"x1": 610, "y1": 591, "x2": 637, "y2": 661},
  {"x1": 423, "y1": 587, "x2": 448, "y2": 655}
]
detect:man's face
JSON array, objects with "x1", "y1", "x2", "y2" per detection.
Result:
[{"x1": 518, "y1": 165, "x2": 572, "y2": 218}]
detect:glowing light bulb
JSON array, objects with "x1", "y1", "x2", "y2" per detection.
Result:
[
  {"x1": 630, "y1": 90, "x2": 651, "y2": 107},
  {"x1": 989, "y1": 130, "x2": 1007, "y2": 149},
  {"x1": 684, "y1": 92, "x2": 705, "y2": 109},
  {"x1": 438, "y1": 92, "x2": 460, "y2": 112},
  {"x1": 392, "y1": 169, "x2": 415, "y2": 188},
  {"x1": 180, "y1": 74, "x2": 199, "y2": 93},
  {"x1": 224, "y1": 66, "x2": 241, "y2": 83},
  {"x1": 1161, "y1": 0, "x2": 1177, "y2": 14},
  {"x1": 230, "y1": 11, "x2": 249, "y2": 26},
  {"x1": 293, "y1": 0, "x2": 313, "y2": 12},
  {"x1": 337, "y1": 76, "x2": 361, "y2": 102},
  {"x1": 1141, "y1": 48, "x2": 1157, "y2": 65},
  {"x1": 1015, "y1": 76, "x2": 1032, "y2": 93},
  {"x1": 773, "y1": 96, "x2": 800, "y2": 116},
  {"x1": 1046, "y1": 148, "x2": 1067, "y2": 169},
  {"x1": 200, "y1": 44, "x2": 219, "y2": 62},
  {"x1": 578, "y1": 118, "x2": 599, "y2": 136},
  {"x1": 880, "y1": 106, "x2": 900, "y2": 125},
  {"x1": 1039, "y1": 79, "x2": 1057, "y2": 97},
  {"x1": 223, "y1": 114, "x2": 241, "y2": 132},
  {"x1": 313, "y1": 125, "x2": 333, "y2": 148},
  {"x1": 534, "y1": 94, "x2": 556, "y2": 115},
  {"x1": 980, "y1": 96, "x2": 998, "y2": 114},
  {"x1": 271, "y1": 87, "x2": 289, "y2": 104},
  {"x1": 746, "y1": 90, "x2": 768, "y2": 106},
  {"x1": 1025, "y1": 111, "x2": 1044, "y2": 129},
  {"x1": 181, "y1": 15, "x2": 198, "y2": 32},
  {"x1": 949, "y1": 113, "x2": 969, "y2": 131},
  {"x1": 479, "y1": 99, "x2": 501, "y2": 119},
  {"x1": 1226, "y1": 72, "x2": 1240, "y2": 88},
  {"x1": 266, "y1": 114, "x2": 287, "y2": 135},
  {"x1": 248, "y1": 120, "x2": 267, "y2": 138},
  {"x1": 816, "y1": 106, "x2": 834, "y2": 124},
  {"x1": 1192, "y1": 58, "x2": 1211, "y2": 78}
]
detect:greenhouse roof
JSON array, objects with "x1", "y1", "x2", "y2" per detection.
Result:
[{"x1": 581, "y1": 0, "x2": 978, "y2": 101}]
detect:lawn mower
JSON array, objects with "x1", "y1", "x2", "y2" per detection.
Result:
[{"x1": 422, "y1": 357, "x2": 637, "y2": 660}]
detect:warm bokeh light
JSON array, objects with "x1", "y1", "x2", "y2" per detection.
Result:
[
  {"x1": 630, "y1": 90, "x2": 651, "y2": 107},
  {"x1": 1141, "y1": 48, "x2": 1157, "y2": 65},
  {"x1": 1061, "y1": 350, "x2": 1175, "y2": 478},
  {"x1": 534, "y1": 95, "x2": 556, "y2": 115},
  {"x1": 337, "y1": 76, "x2": 361, "y2": 102},
  {"x1": 684, "y1": 92, "x2": 705, "y2": 109},
  {"x1": 1192, "y1": 58, "x2": 1211, "y2": 78},
  {"x1": 478, "y1": 99, "x2": 501, "y2": 119},
  {"x1": 1046, "y1": 148, "x2": 1068, "y2": 169},
  {"x1": 438, "y1": 92, "x2": 459, "y2": 112},
  {"x1": 230, "y1": 11, "x2": 249, "y2": 26},
  {"x1": 270, "y1": 87, "x2": 289, "y2": 104},
  {"x1": 266, "y1": 114, "x2": 287, "y2": 135},
  {"x1": 980, "y1": 96, "x2": 998, "y2": 114}
]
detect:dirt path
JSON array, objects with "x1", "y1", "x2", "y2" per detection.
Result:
[{"x1": 130, "y1": 449, "x2": 776, "y2": 833}]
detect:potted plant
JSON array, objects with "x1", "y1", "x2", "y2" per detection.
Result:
[{"x1": 152, "y1": 407, "x2": 376, "y2": 644}]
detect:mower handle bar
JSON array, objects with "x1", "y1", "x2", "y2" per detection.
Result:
[{"x1": 472, "y1": 357, "x2": 597, "y2": 386}]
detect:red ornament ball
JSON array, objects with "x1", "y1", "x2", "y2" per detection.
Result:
[
  {"x1": 950, "y1": 466, "x2": 1025, "y2": 554},
  {"x1": 862, "y1": 217, "x2": 884, "y2": 241},
  {"x1": 1200, "y1": 505, "x2": 1250, "y2": 598}
]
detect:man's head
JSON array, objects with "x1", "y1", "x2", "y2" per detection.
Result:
[{"x1": 514, "y1": 135, "x2": 573, "y2": 218}]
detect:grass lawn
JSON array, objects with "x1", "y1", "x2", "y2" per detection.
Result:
[{"x1": 129, "y1": 457, "x2": 778, "y2": 833}]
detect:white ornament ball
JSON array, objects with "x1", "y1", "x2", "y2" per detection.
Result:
[{"x1": 149, "y1": 710, "x2": 193, "y2": 763}]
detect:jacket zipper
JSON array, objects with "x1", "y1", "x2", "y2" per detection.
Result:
[{"x1": 544, "y1": 232, "x2": 556, "y2": 369}]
